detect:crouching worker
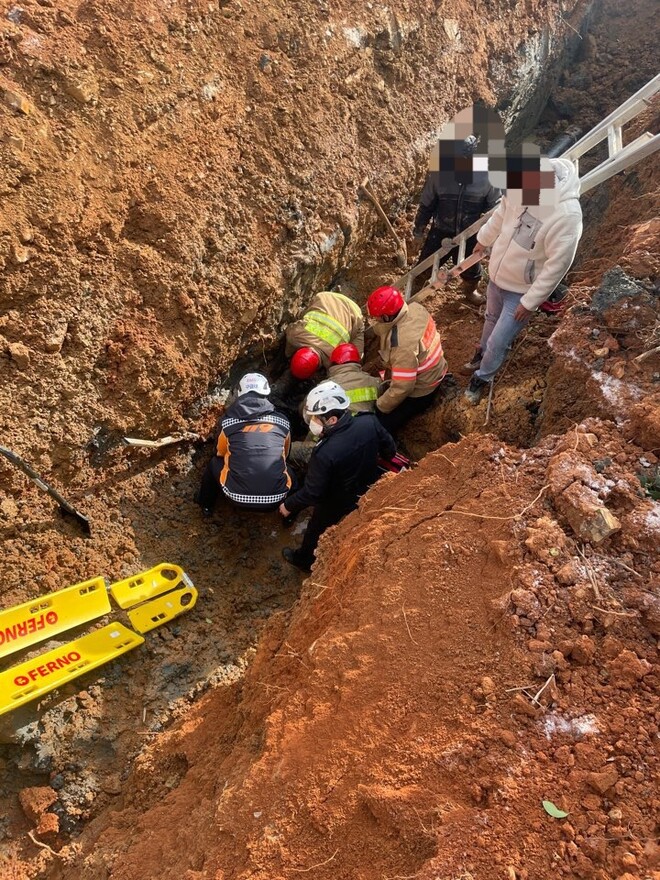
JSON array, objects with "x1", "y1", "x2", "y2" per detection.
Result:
[
  {"x1": 286, "y1": 290, "x2": 365, "y2": 380},
  {"x1": 367, "y1": 285, "x2": 449, "y2": 434},
  {"x1": 288, "y1": 343, "x2": 381, "y2": 471},
  {"x1": 197, "y1": 373, "x2": 294, "y2": 515},
  {"x1": 279, "y1": 381, "x2": 395, "y2": 572},
  {"x1": 327, "y1": 343, "x2": 381, "y2": 413}
]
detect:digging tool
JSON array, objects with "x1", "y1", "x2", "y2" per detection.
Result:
[
  {"x1": 409, "y1": 249, "x2": 488, "y2": 304},
  {"x1": 359, "y1": 178, "x2": 408, "y2": 269},
  {"x1": 123, "y1": 431, "x2": 200, "y2": 449},
  {"x1": 0, "y1": 445, "x2": 91, "y2": 535}
]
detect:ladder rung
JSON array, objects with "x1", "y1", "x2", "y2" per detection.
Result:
[
  {"x1": 607, "y1": 125, "x2": 623, "y2": 158},
  {"x1": 579, "y1": 132, "x2": 660, "y2": 194},
  {"x1": 563, "y1": 73, "x2": 660, "y2": 160}
]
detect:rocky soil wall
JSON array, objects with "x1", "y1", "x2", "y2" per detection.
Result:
[{"x1": 0, "y1": 0, "x2": 589, "y2": 466}]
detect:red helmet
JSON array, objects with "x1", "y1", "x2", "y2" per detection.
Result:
[
  {"x1": 290, "y1": 347, "x2": 321, "y2": 379},
  {"x1": 367, "y1": 285, "x2": 404, "y2": 318},
  {"x1": 330, "y1": 343, "x2": 361, "y2": 366}
]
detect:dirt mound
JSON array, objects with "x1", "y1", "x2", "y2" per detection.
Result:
[{"x1": 34, "y1": 421, "x2": 657, "y2": 880}]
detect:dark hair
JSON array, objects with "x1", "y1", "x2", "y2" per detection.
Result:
[
  {"x1": 505, "y1": 154, "x2": 541, "y2": 172},
  {"x1": 322, "y1": 409, "x2": 347, "y2": 421}
]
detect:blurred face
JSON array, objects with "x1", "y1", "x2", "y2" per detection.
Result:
[{"x1": 506, "y1": 168, "x2": 555, "y2": 205}]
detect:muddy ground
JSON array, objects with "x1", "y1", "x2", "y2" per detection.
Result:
[{"x1": 0, "y1": 0, "x2": 659, "y2": 877}]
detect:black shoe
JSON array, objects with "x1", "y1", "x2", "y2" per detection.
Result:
[
  {"x1": 282, "y1": 547, "x2": 312, "y2": 573},
  {"x1": 460, "y1": 346, "x2": 483, "y2": 375},
  {"x1": 464, "y1": 375, "x2": 490, "y2": 405}
]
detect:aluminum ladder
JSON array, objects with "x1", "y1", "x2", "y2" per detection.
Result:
[{"x1": 397, "y1": 72, "x2": 660, "y2": 300}]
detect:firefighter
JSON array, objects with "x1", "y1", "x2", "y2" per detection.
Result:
[
  {"x1": 279, "y1": 381, "x2": 396, "y2": 572},
  {"x1": 285, "y1": 290, "x2": 365, "y2": 380},
  {"x1": 327, "y1": 343, "x2": 381, "y2": 414},
  {"x1": 197, "y1": 373, "x2": 294, "y2": 514},
  {"x1": 366, "y1": 285, "x2": 450, "y2": 433}
]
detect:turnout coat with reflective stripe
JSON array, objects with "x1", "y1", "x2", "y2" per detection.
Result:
[
  {"x1": 285, "y1": 291, "x2": 365, "y2": 367},
  {"x1": 327, "y1": 363, "x2": 381, "y2": 414},
  {"x1": 372, "y1": 302, "x2": 447, "y2": 414},
  {"x1": 215, "y1": 393, "x2": 292, "y2": 508}
]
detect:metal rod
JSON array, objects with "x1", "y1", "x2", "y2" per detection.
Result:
[{"x1": 0, "y1": 446, "x2": 91, "y2": 535}]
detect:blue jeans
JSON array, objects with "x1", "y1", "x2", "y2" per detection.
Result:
[{"x1": 475, "y1": 281, "x2": 532, "y2": 382}]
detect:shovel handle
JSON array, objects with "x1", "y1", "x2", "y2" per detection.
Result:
[{"x1": 0, "y1": 446, "x2": 91, "y2": 535}]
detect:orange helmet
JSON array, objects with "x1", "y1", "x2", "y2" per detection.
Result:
[
  {"x1": 330, "y1": 343, "x2": 361, "y2": 366},
  {"x1": 290, "y1": 347, "x2": 321, "y2": 379},
  {"x1": 367, "y1": 285, "x2": 404, "y2": 318}
]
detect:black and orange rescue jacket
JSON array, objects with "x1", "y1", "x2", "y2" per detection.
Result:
[{"x1": 215, "y1": 393, "x2": 292, "y2": 509}]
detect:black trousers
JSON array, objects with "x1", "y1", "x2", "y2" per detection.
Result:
[
  {"x1": 417, "y1": 227, "x2": 481, "y2": 283},
  {"x1": 198, "y1": 457, "x2": 223, "y2": 510},
  {"x1": 376, "y1": 391, "x2": 438, "y2": 435},
  {"x1": 198, "y1": 457, "x2": 298, "y2": 512},
  {"x1": 298, "y1": 501, "x2": 351, "y2": 565}
]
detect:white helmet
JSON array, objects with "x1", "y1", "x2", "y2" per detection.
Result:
[
  {"x1": 235, "y1": 372, "x2": 271, "y2": 397},
  {"x1": 304, "y1": 380, "x2": 350, "y2": 418}
]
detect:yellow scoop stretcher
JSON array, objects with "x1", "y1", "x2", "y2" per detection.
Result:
[
  {"x1": 0, "y1": 564, "x2": 197, "y2": 717},
  {"x1": 0, "y1": 623, "x2": 144, "y2": 716},
  {"x1": 0, "y1": 577, "x2": 110, "y2": 661}
]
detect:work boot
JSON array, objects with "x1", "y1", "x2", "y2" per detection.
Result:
[
  {"x1": 460, "y1": 279, "x2": 485, "y2": 305},
  {"x1": 282, "y1": 547, "x2": 313, "y2": 573},
  {"x1": 459, "y1": 346, "x2": 482, "y2": 375},
  {"x1": 438, "y1": 372, "x2": 460, "y2": 401},
  {"x1": 464, "y1": 375, "x2": 490, "y2": 405}
]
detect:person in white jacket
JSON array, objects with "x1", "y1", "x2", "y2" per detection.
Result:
[{"x1": 464, "y1": 156, "x2": 583, "y2": 403}]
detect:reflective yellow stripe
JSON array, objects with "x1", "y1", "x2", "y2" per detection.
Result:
[
  {"x1": 304, "y1": 310, "x2": 350, "y2": 346},
  {"x1": 347, "y1": 386, "x2": 378, "y2": 404}
]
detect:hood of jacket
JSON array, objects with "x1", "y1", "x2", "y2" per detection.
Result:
[
  {"x1": 550, "y1": 157, "x2": 581, "y2": 202},
  {"x1": 226, "y1": 392, "x2": 276, "y2": 421}
]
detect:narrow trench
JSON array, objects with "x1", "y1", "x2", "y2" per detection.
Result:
[{"x1": 0, "y1": 0, "x2": 655, "y2": 860}]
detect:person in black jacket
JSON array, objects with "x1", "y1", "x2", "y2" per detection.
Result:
[
  {"x1": 279, "y1": 380, "x2": 396, "y2": 572},
  {"x1": 197, "y1": 372, "x2": 294, "y2": 514},
  {"x1": 413, "y1": 135, "x2": 501, "y2": 303}
]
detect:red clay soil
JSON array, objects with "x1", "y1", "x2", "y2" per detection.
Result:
[
  {"x1": 34, "y1": 422, "x2": 658, "y2": 880},
  {"x1": 1, "y1": 0, "x2": 659, "y2": 878},
  {"x1": 0, "y1": 0, "x2": 591, "y2": 463}
]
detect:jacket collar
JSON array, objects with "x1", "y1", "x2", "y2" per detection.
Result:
[
  {"x1": 227, "y1": 393, "x2": 275, "y2": 420},
  {"x1": 321, "y1": 410, "x2": 352, "y2": 439},
  {"x1": 371, "y1": 302, "x2": 409, "y2": 337}
]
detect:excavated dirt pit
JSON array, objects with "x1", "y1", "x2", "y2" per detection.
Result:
[{"x1": 0, "y1": 0, "x2": 658, "y2": 877}]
